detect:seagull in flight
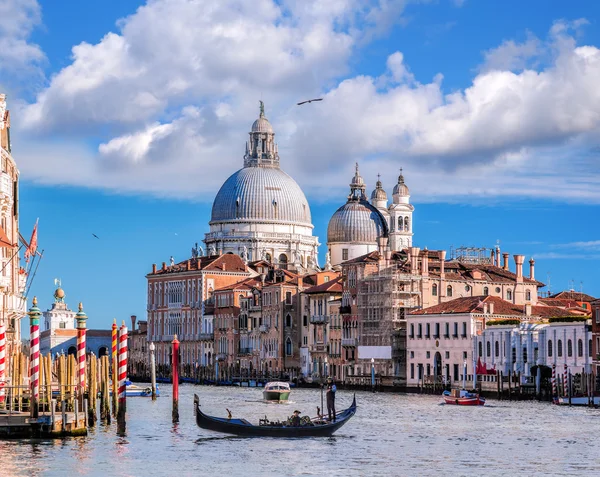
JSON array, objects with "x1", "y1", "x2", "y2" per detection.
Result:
[
  {"x1": 297, "y1": 98, "x2": 323, "y2": 106},
  {"x1": 92, "y1": 234, "x2": 100, "y2": 239}
]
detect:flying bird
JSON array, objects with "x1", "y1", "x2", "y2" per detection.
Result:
[
  {"x1": 297, "y1": 98, "x2": 323, "y2": 106},
  {"x1": 92, "y1": 234, "x2": 100, "y2": 239}
]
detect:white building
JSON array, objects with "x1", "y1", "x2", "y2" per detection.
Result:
[{"x1": 205, "y1": 102, "x2": 319, "y2": 269}]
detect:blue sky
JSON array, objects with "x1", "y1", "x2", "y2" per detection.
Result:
[{"x1": 2, "y1": 0, "x2": 600, "y2": 331}]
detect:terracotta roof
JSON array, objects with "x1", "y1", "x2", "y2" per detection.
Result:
[
  {"x1": 411, "y1": 295, "x2": 584, "y2": 319},
  {"x1": 303, "y1": 277, "x2": 343, "y2": 294},
  {"x1": 215, "y1": 277, "x2": 262, "y2": 292},
  {"x1": 549, "y1": 291, "x2": 596, "y2": 302},
  {"x1": 341, "y1": 251, "x2": 381, "y2": 265},
  {"x1": 150, "y1": 253, "x2": 247, "y2": 275},
  {"x1": 538, "y1": 298, "x2": 585, "y2": 309}
]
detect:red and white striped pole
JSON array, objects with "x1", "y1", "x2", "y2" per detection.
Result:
[
  {"x1": 551, "y1": 363, "x2": 557, "y2": 402},
  {"x1": 111, "y1": 318, "x2": 118, "y2": 416},
  {"x1": 563, "y1": 363, "x2": 568, "y2": 398},
  {"x1": 75, "y1": 303, "x2": 88, "y2": 397},
  {"x1": 117, "y1": 321, "x2": 128, "y2": 434},
  {"x1": 28, "y1": 297, "x2": 42, "y2": 418},
  {"x1": 0, "y1": 323, "x2": 6, "y2": 406}
]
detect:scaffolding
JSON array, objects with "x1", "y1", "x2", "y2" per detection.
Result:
[{"x1": 451, "y1": 246, "x2": 492, "y2": 265}]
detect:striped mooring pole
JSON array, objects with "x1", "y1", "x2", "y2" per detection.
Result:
[
  {"x1": 551, "y1": 363, "x2": 557, "y2": 401},
  {"x1": 111, "y1": 318, "x2": 118, "y2": 416},
  {"x1": 0, "y1": 323, "x2": 6, "y2": 405},
  {"x1": 28, "y1": 297, "x2": 42, "y2": 418},
  {"x1": 117, "y1": 322, "x2": 128, "y2": 435},
  {"x1": 563, "y1": 363, "x2": 568, "y2": 398},
  {"x1": 76, "y1": 303, "x2": 88, "y2": 397}
]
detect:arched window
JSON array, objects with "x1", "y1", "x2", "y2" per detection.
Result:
[
  {"x1": 404, "y1": 217, "x2": 410, "y2": 232},
  {"x1": 486, "y1": 341, "x2": 491, "y2": 357},
  {"x1": 578, "y1": 339, "x2": 583, "y2": 357},
  {"x1": 506, "y1": 289, "x2": 513, "y2": 301},
  {"x1": 398, "y1": 216, "x2": 403, "y2": 230},
  {"x1": 567, "y1": 339, "x2": 573, "y2": 357},
  {"x1": 447, "y1": 285, "x2": 453, "y2": 297},
  {"x1": 278, "y1": 254, "x2": 288, "y2": 270},
  {"x1": 557, "y1": 340, "x2": 563, "y2": 357},
  {"x1": 548, "y1": 340, "x2": 553, "y2": 357},
  {"x1": 265, "y1": 253, "x2": 272, "y2": 263},
  {"x1": 478, "y1": 341, "x2": 483, "y2": 357},
  {"x1": 432, "y1": 284, "x2": 438, "y2": 297},
  {"x1": 525, "y1": 290, "x2": 531, "y2": 301},
  {"x1": 285, "y1": 314, "x2": 292, "y2": 327},
  {"x1": 483, "y1": 287, "x2": 489, "y2": 296},
  {"x1": 286, "y1": 338, "x2": 292, "y2": 356},
  {"x1": 495, "y1": 341, "x2": 499, "y2": 357}
]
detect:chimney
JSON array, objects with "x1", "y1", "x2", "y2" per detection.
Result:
[
  {"x1": 525, "y1": 303, "x2": 532, "y2": 316},
  {"x1": 422, "y1": 248, "x2": 429, "y2": 277},
  {"x1": 496, "y1": 246, "x2": 501, "y2": 267},
  {"x1": 152, "y1": 263, "x2": 157, "y2": 274},
  {"x1": 489, "y1": 302, "x2": 494, "y2": 315},
  {"x1": 514, "y1": 254, "x2": 525, "y2": 282},
  {"x1": 483, "y1": 303, "x2": 488, "y2": 314},
  {"x1": 440, "y1": 250, "x2": 446, "y2": 278},
  {"x1": 187, "y1": 259, "x2": 191, "y2": 271},
  {"x1": 260, "y1": 273, "x2": 266, "y2": 286},
  {"x1": 411, "y1": 247, "x2": 420, "y2": 274},
  {"x1": 298, "y1": 275, "x2": 303, "y2": 289},
  {"x1": 490, "y1": 249, "x2": 495, "y2": 265},
  {"x1": 529, "y1": 257, "x2": 535, "y2": 280},
  {"x1": 222, "y1": 261, "x2": 227, "y2": 271},
  {"x1": 131, "y1": 315, "x2": 137, "y2": 330},
  {"x1": 378, "y1": 237, "x2": 388, "y2": 261},
  {"x1": 162, "y1": 262, "x2": 167, "y2": 271},
  {"x1": 502, "y1": 253, "x2": 509, "y2": 271}
]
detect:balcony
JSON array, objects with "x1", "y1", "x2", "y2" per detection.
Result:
[
  {"x1": 310, "y1": 343, "x2": 326, "y2": 353},
  {"x1": 259, "y1": 324, "x2": 270, "y2": 333},
  {"x1": 216, "y1": 353, "x2": 227, "y2": 361},
  {"x1": 198, "y1": 332, "x2": 214, "y2": 341},
  {"x1": 339, "y1": 306, "x2": 351, "y2": 315},
  {"x1": 342, "y1": 338, "x2": 358, "y2": 347},
  {"x1": 310, "y1": 315, "x2": 329, "y2": 325},
  {"x1": 238, "y1": 347, "x2": 252, "y2": 356}
]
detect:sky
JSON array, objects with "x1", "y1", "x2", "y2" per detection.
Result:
[{"x1": 1, "y1": 0, "x2": 600, "y2": 331}]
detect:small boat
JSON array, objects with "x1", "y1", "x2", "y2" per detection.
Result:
[
  {"x1": 263, "y1": 382, "x2": 291, "y2": 402},
  {"x1": 556, "y1": 395, "x2": 600, "y2": 406},
  {"x1": 443, "y1": 389, "x2": 485, "y2": 406},
  {"x1": 125, "y1": 382, "x2": 160, "y2": 397},
  {"x1": 194, "y1": 393, "x2": 357, "y2": 437}
]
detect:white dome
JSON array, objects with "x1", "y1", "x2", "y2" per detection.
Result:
[{"x1": 210, "y1": 166, "x2": 312, "y2": 226}]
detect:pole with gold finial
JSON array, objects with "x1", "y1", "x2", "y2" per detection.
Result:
[
  {"x1": 75, "y1": 302, "x2": 88, "y2": 400},
  {"x1": 28, "y1": 296, "x2": 42, "y2": 418}
]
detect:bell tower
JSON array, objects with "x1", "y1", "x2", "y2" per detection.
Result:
[{"x1": 388, "y1": 169, "x2": 414, "y2": 251}]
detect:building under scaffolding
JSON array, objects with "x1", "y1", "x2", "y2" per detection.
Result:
[
  {"x1": 451, "y1": 246, "x2": 493, "y2": 265},
  {"x1": 357, "y1": 261, "x2": 422, "y2": 383}
]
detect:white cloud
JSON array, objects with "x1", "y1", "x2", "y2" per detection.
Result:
[
  {"x1": 9, "y1": 3, "x2": 600, "y2": 205},
  {"x1": 0, "y1": 0, "x2": 45, "y2": 81}
]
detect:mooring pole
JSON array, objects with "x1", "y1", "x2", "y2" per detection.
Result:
[
  {"x1": 28, "y1": 297, "x2": 42, "y2": 419},
  {"x1": 117, "y1": 322, "x2": 128, "y2": 436},
  {"x1": 172, "y1": 335, "x2": 180, "y2": 423},
  {"x1": 150, "y1": 342, "x2": 157, "y2": 401}
]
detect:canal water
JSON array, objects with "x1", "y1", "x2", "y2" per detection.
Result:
[{"x1": 1, "y1": 385, "x2": 598, "y2": 476}]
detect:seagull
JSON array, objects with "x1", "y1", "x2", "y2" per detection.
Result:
[
  {"x1": 297, "y1": 98, "x2": 323, "y2": 106},
  {"x1": 92, "y1": 234, "x2": 100, "y2": 239}
]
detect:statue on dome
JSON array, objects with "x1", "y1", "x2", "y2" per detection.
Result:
[
  {"x1": 259, "y1": 100, "x2": 265, "y2": 117},
  {"x1": 240, "y1": 245, "x2": 248, "y2": 263},
  {"x1": 198, "y1": 245, "x2": 204, "y2": 257},
  {"x1": 209, "y1": 245, "x2": 217, "y2": 256},
  {"x1": 192, "y1": 242, "x2": 199, "y2": 259},
  {"x1": 325, "y1": 252, "x2": 332, "y2": 271},
  {"x1": 170, "y1": 256, "x2": 175, "y2": 266}
]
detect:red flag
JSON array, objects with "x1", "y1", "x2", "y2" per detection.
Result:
[{"x1": 24, "y1": 220, "x2": 38, "y2": 262}]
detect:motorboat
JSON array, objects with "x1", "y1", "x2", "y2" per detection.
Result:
[
  {"x1": 443, "y1": 389, "x2": 485, "y2": 406},
  {"x1": 556, "y1": 395, "x2": 600, "y2": 406},
  {"x1": 263, "y1": 382, "x2": 291, "y2": 402},
  {"x1": 194, "y1": 393, "x2": 356, "y2": 437}
]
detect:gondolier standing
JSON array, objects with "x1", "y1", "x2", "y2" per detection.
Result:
[{"x1": 326, "y1": 378, "x2": 337, "y2": 422}]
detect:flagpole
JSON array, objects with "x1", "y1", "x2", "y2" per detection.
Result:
[
  {"x1": 0, "y1": 244, "x2": 23, "y2": 274},
  {"x1": 24, "y1": 249, "x2": 44, "y2": 300}
]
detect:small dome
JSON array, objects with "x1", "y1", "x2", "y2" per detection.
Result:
[
  {"x1": 393, "y1": 173, "x2": 409, "y2": 196},
  {"x1": 327, "y1": 201, "x2": 388, "y2": 244},
  {"x1": 251, "y1": 116, "x2": 274, "y2": 134},
  {"x1": 55, "y1": 288, "x2": 65, "y2": 299},
  {"x1": 371, "y1": 177, "x2": 387, "y2": 201},
  {"x1": 350, "y1": 163, "x2": 365, "y2": 188}
]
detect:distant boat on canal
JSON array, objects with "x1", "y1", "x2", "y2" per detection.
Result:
[
  {"x1": 442, "y1": 389, "x2": 485, "y2": 406},
  {"x1": 263, "y1": 382, "x2": 291, "y2": 402},
  {"x1": 556, "y1": 395, "x2": 600, "y2": 406}
]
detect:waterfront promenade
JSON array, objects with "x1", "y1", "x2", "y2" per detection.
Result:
[{"x1": 1, "y1": 385, "x2": 599, "y2": 476}]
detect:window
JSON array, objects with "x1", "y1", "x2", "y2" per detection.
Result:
[
  {"x1": 506, "y1": 289, "x2": 513, "y2": 301},
  {"x1": 453, "y1": 322, "x2": 458, "y2": 338},
  {"x1": 461, "y1": 322, "x2": 467, "y2": 338},
  {"x1": 463, "y1": 351, "x2": 467, "y2": 360},
  {"x1": 417, "y1": 324, "x2": 422, "y2": 338},
  {"x1": 596, "y1": 309, "x2": 600, "y2": 324},
  {"x1": 342, "y1": 249, "x2": 349, "y2": 261},
  {"x1": 445, "y1": 351, "x2": 450, "y2": 359},
  {"x1": 483, "y1": 287, "x2": 489, "y2": 296},
  {"x1": 286, "y1": 338, "x2": 292, "y2": 356},
  {"x1": 486, "y1": 341, "x2": 491, "y2": 357},
  {"x1": 578, "y1": 339, "x2": 583, "y2": 357},
  {"x1": 495, "y1": 341, "x2": 499, "y2": 357},
  {"x1": 410, "y1": 323, "x2": 415, "y2": 338},
  {"x1": 425, "y1": 323, "x2": 431, "y2": 338},
  {"x1": 495, "y1": 287, "x2": 501, "y2": 293},
  {"x1": 453, "y1": 364, "x2": 459, "y2": 382},
  {"x1": 512, "y1": 347, "x2": 516, "y2": 363},
  {"x1": 285, "y1": 292, "x2": 292, "y2": 304},
  {"x1": 432, "y1": 284, "x2": 438, "y2": 297},
  {"x1": 526, "y1": 290, "x2": 531, "y2": 301},
  {"x1": 444, "y1": 323, "x2": 449, "y2": 338},
  {"x1": 589, "y1": 340, "x2": 592, "y2": 357},
  {"x1": 478, "y1": 341, "x2": 483, "y2": 357},
  {"x1": 548, "y1": 340, "x2": 553, "y2": 357},
  {"x1": 557, "y1": 339, "x2": 563, "y2": 357},
  {"x1": 447, "y1": 285, "x2": 453, "y2": 297},
  {"x1": 410, "y1": 351, "x2": 414, "y2": 358},
  {"x1": 567, "y1": 339, "x2": 573, "y2": 357},
  {"x1": 465, "y1": 285, "x2": 471, "y2": 292},
  {"x1": 426, "y1": 351, "x2": 431, "y2": 359},
  {"x1": 59, "y1": 322, "x2": 66, "y2": 329},
  {"x1": 426, "y1": 363, "x2": 431, "y2": 376},
  {"x1": 303, "y1": 315, "x2": 308, "y2": 327},
  {"x1": 410, "y1": 363, "x2": 414, "y2": 379},
  {"x1": 434, "y1": 323, "x2": 440, "y2": 339},
  {"x1": 285, "y1": 314, "x2": 292, "y2": 327},
  {"x1": 523, "y1": 347, "x2": 527, "y2": 363}
]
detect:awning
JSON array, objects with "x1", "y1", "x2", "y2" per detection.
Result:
[{"x1": 0, "y1": 226, "x2": 13, "y2": 248}]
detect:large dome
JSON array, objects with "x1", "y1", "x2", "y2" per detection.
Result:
[
  {"x1": 327, "y1": 200, "x2": 387, "y2": 243},
  {"x1": 210, "y1": 166, "x2": 312, "y2": 226}
]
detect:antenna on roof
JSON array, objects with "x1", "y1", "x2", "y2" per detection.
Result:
[
  {"x1": 580, "y1": 281, "x2": 584, "y2": 295},
  {"x1": 546, "y1": 272, "x2": 551, "y2": 296}
]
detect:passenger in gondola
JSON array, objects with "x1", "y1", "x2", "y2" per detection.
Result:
[
  {"x1": 326, "y1": 378, "x2": 337, "y2": 422},
  {"x1": 290, "y1": 410, "x2": 302, "y2": 427}
]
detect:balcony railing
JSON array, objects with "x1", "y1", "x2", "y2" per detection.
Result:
[
  {"x1": 342, "y1": 338, "x2": 358, "y2": 347},
  {"x1": 198, "y1": 332, "x2": 214, "y2": 341},
  {"x1": 310, "y1": 315, "x2": 329, "y2": 325},
  {"x1": 238, "y1": 347, "x2": 253, "y2": 355},
  {"x1": 216, "y1": 353, "x2": 227, "y2": 361},
  {"x1": 310, "y1": 343, "x2": 326, "y2": 353},
  {"x1": 259, "y1": 324, "x2": 270, "y2": 333}
]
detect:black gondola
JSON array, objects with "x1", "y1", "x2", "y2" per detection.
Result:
[{"x1": 193, "y1": 394, "x2": 357, "y2": 437}]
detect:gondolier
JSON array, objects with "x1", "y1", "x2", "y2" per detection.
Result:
[{"x1": 326, "y1": 378, "x2": 337, "y2": 421}]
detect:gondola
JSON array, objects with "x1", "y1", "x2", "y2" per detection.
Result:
[{"x1": 193, "y1": 393, "x2": 357, "y2": 437}]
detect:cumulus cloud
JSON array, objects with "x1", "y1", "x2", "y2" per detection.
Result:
[
  {"x1": 0, "y1": 0, "x2": 45, "y2": 82},
  {"x1": 9, "y1": 2, "x2": 600, "y2": 205}
]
